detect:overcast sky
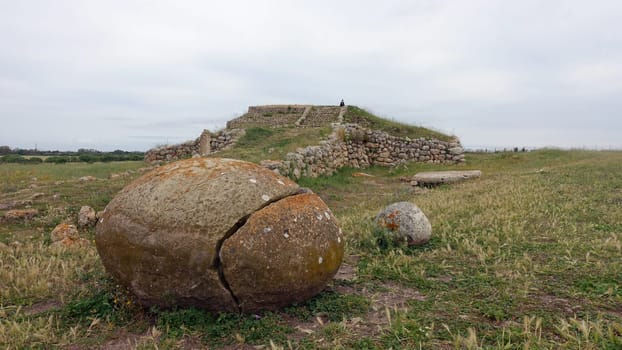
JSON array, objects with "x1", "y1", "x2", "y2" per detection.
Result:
[{"x1": 1, "y1": 1, "x2": 621, "y2": 151}]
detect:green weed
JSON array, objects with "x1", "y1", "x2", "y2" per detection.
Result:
[
  {"x1": 284, "y1": 290, "x2": 370, "y2": 322},
  {"x1": 344, "y1": 106, "x2": 453, "y2": 141},
  {"x1": 155, "y1": 308, "x2": 292, "y2": 346}
]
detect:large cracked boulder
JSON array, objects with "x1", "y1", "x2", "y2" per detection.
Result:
[{"x1": 95, "y1": 158, "x2": 343, "y2": 312}]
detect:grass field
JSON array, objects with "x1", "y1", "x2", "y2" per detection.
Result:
[
  {"x1": 214, "y1": 126, "x2": 333, "y2": 164},
  {"x1": 1, "y1": 150, "x2": 621, "y2": 349}
]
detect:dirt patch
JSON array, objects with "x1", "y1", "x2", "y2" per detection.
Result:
[
  {"x1": 279, "y1": 312, "x2": 325, "y2": 343},
  {"x1": 334, "y1": 263, "x2": 357, "y2": 282},
  {"x1": 63, "y1": 330, "x2": 143, "y2": 350},
  {"x1": 219, "y1": 345, "x2": 258, "y2": 350},
  {"x1": 333, "y1": 255, "x2": 361, "y2": 282},
  {"x1": 429, "y1": 275, "x2": 453, "y2": 283},
  {"x1": 526, "y1": 293, "x2": 582, "y2": 315},
  {"x1": 292, "y1": 273, "x2": 429, "y2": 341},
  {"x1": 175, "y1": 336, "x2": 211, "y2": 349},
  {"x1": 23, "y1": 300, "x2": 62, "y2": 316},
  {"x1": 368, "y1": 281, "x2": 427, "y2": 306},
  {"x1": 357, "y1": 282, "x2": 427, "y2": 336},
  {"x1": 606, "y1": 308, "x2": 622, "y2": 319},
  {"x1": 99, "y1": 332, "x2": 142, "y2": 350}
]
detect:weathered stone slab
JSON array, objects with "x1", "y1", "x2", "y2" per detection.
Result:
[{"x1": 412, "y1": 170, "x2": 482, "y2": 186}]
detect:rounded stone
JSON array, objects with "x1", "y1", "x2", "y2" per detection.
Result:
[
  {"x1": 78, "y1": 205, "x2": 97, "y2": 228},
  {"x1": 222, "y1": 192, "x2": 343, "y2": 312},
  {"x1": 375, "y1": 202, "x2": 432, "y2": 246},
  {"x1": 50, "y1": 223, "x2": 79, "y2": 242},
  {"x1": 95, "y1": 158, "x2": 342, "y2": 312}
]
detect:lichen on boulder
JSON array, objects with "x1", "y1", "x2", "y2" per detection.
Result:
[
  {"x1": 376, "y1": 202, "x2": 432, "y2": 246},
  {"x1": 222, "y1": 192, "x2": 343, "y2": 311},
  {"x1": 95, "y1": 157, "x2": 343, "y2": 312}
]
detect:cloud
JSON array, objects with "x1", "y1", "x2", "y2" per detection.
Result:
[
  {"x1": 561, "y1": 59, "x2": 622, "y2": 96},
  {"x1": 1, "y1": 0, "x2": 621, "y2": 151},
  {"x1": 432, "y1": 69, "x2": 522, "y2": 103}
]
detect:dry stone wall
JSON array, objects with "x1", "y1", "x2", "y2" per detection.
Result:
[
  {"x1": 144, "y1": 140, "x2": 198, "y2": 163},
  {"x1": 144, "y1": 129, "x2": 244, "y2": 163},
  {"x1": 271, "y1": 124, "x2": 464, "y2": 179},
  {"x1": 266, "y1": 127, "x2": 348, "y2": 179},
  {"x1": 227, "y1": 105, "x2": 308, "y2": 129},
  {"x1": 144, "y1": 104, "x2": 466, "y2": 177},
  {"x1": 344, "y1": 124, "x2": 464, "y2": 168}
]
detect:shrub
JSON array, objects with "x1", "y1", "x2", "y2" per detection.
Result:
[
  {"x1": 0, "y1": 155, "x2": 42, "y2": 164},
  {"x1": 0, "y1": 154, "x2": 26, "y2": 163},
  {"x1": 78, "y1": 154, "x2": 97, "y2": 163},
  {"x1": 45, "y1": 156, "x2": 72, "y2": 164}
]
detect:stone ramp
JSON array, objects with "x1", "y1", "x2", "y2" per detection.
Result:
[
  {"x1": 412, "y1": 170, "x2": 481, "y2": 186},
  {"x1": 298, "y1": 106, "x2": 343, "y2": 127}
]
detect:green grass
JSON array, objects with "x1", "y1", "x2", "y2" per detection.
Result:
[
  {"x1": 155, "y1": 308, "x2": 293, "y2": 346},
  {"x1": 214, "y1": 106, "x2": 455, "y2": 165},
  {"x1": 214, "y1": 126, "x2": 332, "y2": 164},
  {"x1": 1, "y1": 150, "x2": 621, "y2": 348},
  {"x1": 344, "y1": 105, "x2": 454, "y2": 141},
  {"x1": 284, "y1": 290, "x2": 370, "y2": 322},
  {"x1": 0, "y1": 161, "x2": 146, "y2": 192}
]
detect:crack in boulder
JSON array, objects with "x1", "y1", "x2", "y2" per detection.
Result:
[
  {"x1": 213, "y1": 188, "x2": 311, "y2": 312},
  {"x1": 214, "y1": 214, "x2": 248, "y2": 312}
]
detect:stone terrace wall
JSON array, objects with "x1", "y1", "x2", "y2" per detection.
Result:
[
  {"x1": 144, "y1": 140, "x2": 199, "y2": 163},
  {"x1": 144, "y1": 104, "x2": 466, "y2": 176},
  {"x1": 226, "y1": 105, "x2": 308, "y2": 129},
  {"x1": 269, "y1": 124, "x2": 464, "y2": 179},
  {"x1": 344, "y1": 124, "x2": 464, "y2": 168},
  {"x1": 268, "y1": 128, "x2": 348, "y2": 179},
  {"x1": 298, "y1": 106, "x2": 342, "y2": 127},
  {"x1": 144, "y1": 129, "x2": 244, "y2": 163}
]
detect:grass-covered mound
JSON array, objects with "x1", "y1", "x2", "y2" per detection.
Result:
[
  {"x1": 344, "y1": 105, "x2": 454, "y2": 141},
  {"x1": 214, "y1": 126, "x2": 333, "y2": 164},
  {"x1": 214, "y1": 106, "x2": 454, "y2": 164}
]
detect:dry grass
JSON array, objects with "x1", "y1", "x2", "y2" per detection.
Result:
[
  {"x1": 0, "y1": 150, "x2": 621, "y2": 348},
  {"x1": 0, "y1": 242, "x2": 100, "y2": 304}
]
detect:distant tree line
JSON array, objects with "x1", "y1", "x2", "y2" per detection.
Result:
[{"x1": 0, "y1": 146, "x2": 144, "y2": 164}]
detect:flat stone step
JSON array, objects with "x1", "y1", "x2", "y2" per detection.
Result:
[{"x1": 412, "y1": 170, "x2": 482, "y2": 186}]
